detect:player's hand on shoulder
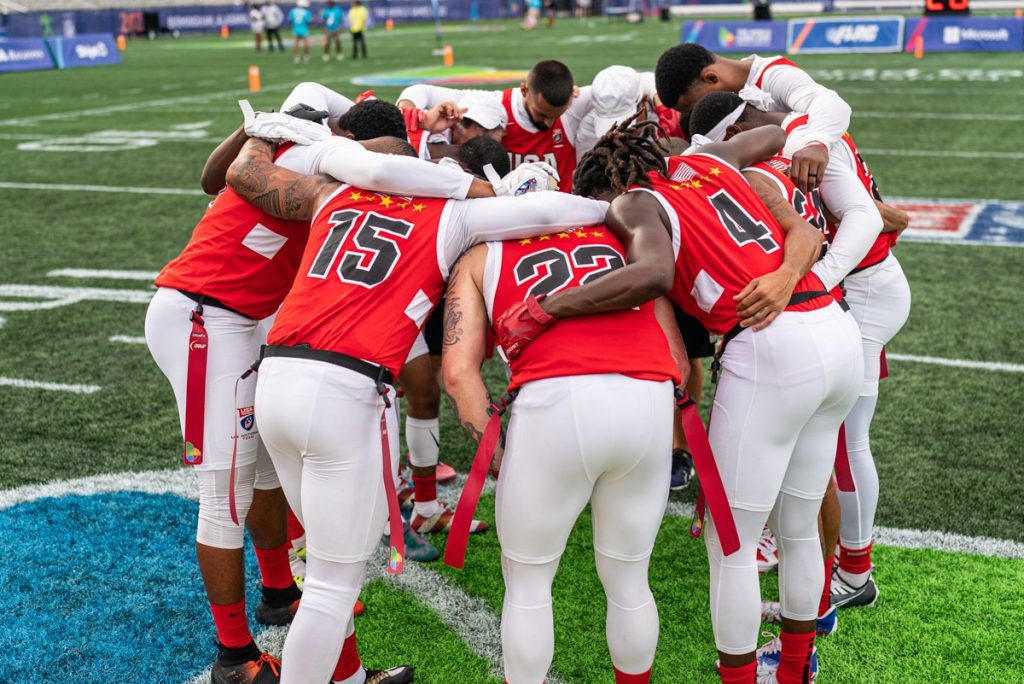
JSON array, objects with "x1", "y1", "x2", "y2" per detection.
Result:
[
  {"x1": 501, "y1": 161, "x2": 560, "y2": 196},
  {"x1": 239, "y1": 99, "x2": 332, "y2": 146},
  {"x1": 495, "y1": 295, "x2": 556, "y2": 359},
  {"x1": 423, "y1": 101, "x2": 467, "y2": 133},
  {"x1": 790, "y1": 142, "x2": 828, "y2": 193},
  {"x1": 734, "y1": 267, "x2": 800, "y2": 331}
]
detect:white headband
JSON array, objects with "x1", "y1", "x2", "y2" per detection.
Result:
[{"x1": 689, "y1": 85, "x2": 775, "y2": 149}]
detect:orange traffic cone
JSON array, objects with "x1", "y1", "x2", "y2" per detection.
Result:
[
  {"x1": 116, "y1": 34, "x2": 127, "y2": 51},
  {"x1": 221, "y1": 24, "x2": 230, "y2": 39},
  {"x1": 385, "y1": 18, "x2": 394, "y2": 30},
  {"x1": 442, "y1": 44, "x2": 453, "y2": 67},
  {"x1": 913, "y1": 35, "x2": 924, "y2": 59},
  {"x1": 248, "y1": 65, "x2": 261, "y2": 93}
]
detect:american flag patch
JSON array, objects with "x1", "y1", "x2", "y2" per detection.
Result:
[
  {"x1": 765, "y1": 157, "x2": 790, "y2": 174},
  {"x1": 670, "y1": 162, "x2": 699, "y2": 183}
]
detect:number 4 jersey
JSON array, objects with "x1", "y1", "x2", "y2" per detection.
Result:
[
  {"x1": 639, "y1": 153, "x2": 832, "y2": 336},
  {"x1": 485, "y1": 229, "x2": 679, "y2": 391}
]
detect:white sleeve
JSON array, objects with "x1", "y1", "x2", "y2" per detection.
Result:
[
  {"x1": 811, "y1": 149, "x2": 883, "y2": 291},
  {"x1": 396, "y1": 85, "x2": 499, "y2": 109},
  {"x1": 561, "y1": 85, "x2": 593, "y2": 143},
  {"x1": 279, "y1": 82, "x2": 355, "y2": 119},
  {"x1": 441, "y1": 193, "x2": 608, "y2": 268},
  {"x1": 304, "y1": 137, "x2": 473, "y2": 199},
  {"x1": 762, "y1": 66, "x2": 851, "y2": 149}
]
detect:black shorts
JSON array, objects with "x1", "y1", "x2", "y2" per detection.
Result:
[
  {"x1": 673, "y1": 303, "x2": 715, "y2": 359},
  {"x1": 424, "y1": 299, "x2": 445, "y2": 356}
]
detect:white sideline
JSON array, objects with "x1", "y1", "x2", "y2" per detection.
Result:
[
  {"x1": 860, "y1": 148, "x2": 1024, "y2": 160},
  {"x1": 0, "y1": 182, "x2": 206, "y2": 196},
  {"x1": 109, "y1": 335, "x2": 148, "y2": 345},
  {"x1": 0, "y1": 377, "x2": 101, "y2": 394},
  {"x1": 886, "y1": 353, "x2": 1024, "y2": 373},
  {"x1": 49, "y1": 268, "x2": 160, "y2": 280}
]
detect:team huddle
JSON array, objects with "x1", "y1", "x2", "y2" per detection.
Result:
[{"x1": 145, "y1": 43, "x2": 911, "y2": 684}]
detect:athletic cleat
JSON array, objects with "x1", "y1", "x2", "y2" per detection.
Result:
[
  {"x1": 755, "y1": 634, "x2": 818, "y2": 681},
  {"x1": 255, "y1": 599, "x2": 299, "y2": 626},
  {"x1": 211, "y1": 652, "x2": 281, "y2": 684},
  {"x1": 363, "y1": 665, "x2": 415, "y2": 684},
  {"x1": 436, "y1": 461, "x2": 457, "y2": 484},
  {"x1": 397, "y1": 478, "x2": 416, "y2": 511},
  {"x1": 670, "y1": 449, "x2": 695, "y2": 490},
  {"x1": 410, "y1": 505, "x2": 488, "y2": 535},
  {"x1": 403, "y1": 521, "x2": 440, "y2": 562},
  {"x1": 816, "y1": 606, "x2": 838, "y2": 636},
  {"x1": 290, "y1": 546, "x2": 306, "y2": 590},
  {"x1": 830, "y1": 570, "x2": 879, "y2": 609},
  {"x1": 756, "y1": 527, "x2": 779, "y2": 573}
]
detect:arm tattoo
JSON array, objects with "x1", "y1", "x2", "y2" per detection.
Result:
[
  {"x1": 746, "y1": 172, "x2": 798, "y2": 225},
  {"x1": 227, "y1": 138, "x2": 326, "y2": 221},
  {"x1": 444, "y1": 391, "x2": 483, "y2": 445},
  {"x1": 442, "y1": 256, "x2": 467, "y2": 349}
]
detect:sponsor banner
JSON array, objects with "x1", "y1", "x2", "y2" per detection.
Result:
[
  {"x1": 158, "y1": 6, "x2": 250, "y2": 33},
  {"x1": 788, "y1": 16, "x2": 904, "y2": 54},
  {"x1": 0, "y1": 38, "x2": 54, "y2": 73},
  {"x1": 680, "y1": 20, "x2": 787, "y2": 53},
  {"x1": 48, "y1": 33, "x2": 121, "y2": 69},
  {"x1": 904, "y1": 17, "x2": 1024, "y2": 54},
  {"x1": 893, "y1": 199, "x2": 1024, "y2": 246}
]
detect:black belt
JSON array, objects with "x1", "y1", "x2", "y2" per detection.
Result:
[
  {"x1": 849, "y1": 252, "x2": 890, "y2": 276},
  {"x1": 177, "y1": 289, "x2": 249, "y2": 318},
  {"x1": 262, "y1": 344, "x2": 394, "y2": 390}
]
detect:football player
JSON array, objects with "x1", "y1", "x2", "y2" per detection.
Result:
[
  {"x1": 499, "y1": 118, "x2": 863, "y2": 684},
  {"x1": 442, "y1": 222, "x2": 686, "y2": 682},
  {"x1": 397, "y1": 60, "x2": 591, "y2": 191}
]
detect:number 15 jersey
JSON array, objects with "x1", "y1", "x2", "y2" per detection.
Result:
[{"x1": 637, "y1": 154, "x2": 831, "y2": 336}]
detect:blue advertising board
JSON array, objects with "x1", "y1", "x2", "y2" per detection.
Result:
[
  {"x1": 904, "y1": 16, "x2": 1023, "y2": 53},
  {"x1": 681, "y1": 20, "x2": 787, "y2": 53},
  {"x1": 0, "y1": 38, "x2": 54, "y2": 73},
  {"x1": 48, "y1": 33, "x2": 121, "y2": 69},
  {"x1": 788, "y1": 16, "x2": 904, "y2": 53}
]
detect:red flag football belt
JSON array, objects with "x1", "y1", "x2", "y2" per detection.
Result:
[
  {"x1": 676, "y1": 390, "x2": 740, "y2": 556},
  {"x1": 834, "y1": 423, "x2": 855, "y2": 492},
  {"x1": 182, "y1": 303, "x2": 209, "y2": 467},
  {"x1": 231, "y1": 344, "x2": 405, "y2": 574},
  {"x1": 444, "y1": 391, "x2": 518, "y2": 569}
]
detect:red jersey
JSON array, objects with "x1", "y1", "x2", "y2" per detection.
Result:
[
  {"x1": 501, "y1": 89, "x2": 576, "y2": 193},
  {"x1": 155, "y1": 146, "x2": 308, "y2": 320},
  {"x1": 745, "y1": 155, "x2": 844, "y2": 303},
  {"x1": 486, "y1": 229, "x2": 679, "y2": 391},
  {"x1": 639, "y1": 154, "x2": 831, "y2": 336},
  {"x1": 267, "y1": 187, "x2": 448, "y2": 377}
]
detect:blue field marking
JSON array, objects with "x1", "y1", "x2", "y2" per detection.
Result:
[{"x1": 0, "y1": 492, "x2": 264, "y2": 683}]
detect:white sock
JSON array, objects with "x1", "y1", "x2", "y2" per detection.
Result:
[{"x1": 414, "y1": 499, "x2": 445, "y2": 518}]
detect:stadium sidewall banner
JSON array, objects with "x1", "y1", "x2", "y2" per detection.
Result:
[
  {"x1": 0, "y1": 38, "x2": 54, "y2": 73},
  {"x1": 904, "y1": 16, "x2": 1024, "y2": 53},
  {"x1": 788, "y1": 16, "x2": 905, "y2": 53},
  {"x1": 48, "y1": 33, "x2": 121, "y2": 69},
  {"x1": 681, "y1": 20, "x2": 787, "y2": 53}
]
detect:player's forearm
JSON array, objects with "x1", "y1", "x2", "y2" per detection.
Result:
[
  {"x1": 280, "y1": 81, "x2": 354, "y2": 119},
  {"x1": 812, "y1": 170, "x2": 883, "y2": 290},
  {"x1": 397, "y1": 84, "x2": 474, "y2": 110},
  {"x1": 706, "y1": 126, "x2": 786, "y2": 170},
  {"x1": 226, "y1": 137, "x2": 322, "y2": 220},
  {"x1": 778, "y1": 216, "x2": 823, "y2": 281},
  {"x1": 791, "y1": 88, "x2": 851, "y2": 149},
  {"x1": 441, "y1": 273, "x2": 493, "y2": 447},
  {"x1": 460, "y1": 194, "x2": 608, "y2": 246},
  {"x1": 542, "y1": 259, "x2": 673, "y2": 320},
  {"x1": 201, "y1": 125, "x2": 248, "y2": 195},
  {"x1": 877, "y1": 200, "x2": 909, "y2": 234}
]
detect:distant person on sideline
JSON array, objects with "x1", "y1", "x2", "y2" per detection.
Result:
[
  {"x1": 248, "y1": 3, "x2": 264, "y2": 52},
  {"x1": 349, "y1": 0, "x2": 369, "y2": 59},
  {"x1": 322, "y1": 0, "x2": 344, "y2": 62},
  {"x1": 288, "y1": 0, "x2": 313, "y2": 64},
  {"x1": 262, "y1": 1, "x2": 285, "y2": 52}
]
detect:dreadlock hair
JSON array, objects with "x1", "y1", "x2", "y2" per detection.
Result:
[
  {"x1": 687, "y1": 91, "x2": 748, "y2": 139},
  {"x1": 572, "y1": 111, "x2": 669, "y2": 198}
]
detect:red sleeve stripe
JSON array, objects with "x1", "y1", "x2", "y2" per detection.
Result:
[
  {"x1": 785, "y1": 114, "x2": 809, "y2": 135},
  {"x1": 754, "y1": 57, "x2": 799, "y2": 89}
]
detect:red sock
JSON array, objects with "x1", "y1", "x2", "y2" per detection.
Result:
[
  {"x1": 332, "y1": 632, "x2": 361, "y2": 682},
  {"x1": 209, "y1": 600, "x2": 252, "y2": 648},
  {"x1": 777, "y1": 631, "x2": 816, "y2": 684},
  {"x1": 819, "y1": 555, "x2": 834, "y2": 617},
  {"x1": 412, "y1": 473, "x2": 437, "y2": 505},
  {"x1": 718, "y1": 661, "x2": 755, "y2": 683},
  {"x1": 838, "y1": 542, "x2": 873, "y2": 575},
  {"x1": 614, "y1": 666, "x2": 652, "y2": 683},
  {"x1": 287, "y1": 509, "x2": 305, "y2": 546},
  {"x1": 255, "y1": 541, "x2": 295, "y2": 590}
]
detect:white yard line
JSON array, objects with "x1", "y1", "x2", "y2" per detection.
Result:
[
  {"x1": 885, "y1": 353, "x2": 1024, "y2": 373},
  {"x1": 49, "y1": 268, "x2": 160, "y2": 280},
  {"x1": 860, "y1": 148, "x2": 1024, "y2": 160},
  {"x1": 0, "y1": 182, "x2": 206, "y2": 196},
  {"x1": 0, "y1": 377, "x2": 101, "y2": 394},
  {"x1": 856, "y1": 111, "x2": 1024, "y2": 122},
  {"x1": 109, "y1": 335, "x2": 147, "y2": 345}
]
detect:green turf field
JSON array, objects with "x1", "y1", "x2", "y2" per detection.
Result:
[{"x1": 1, "y1": 17, "x2": 1022, "y2": 683}]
